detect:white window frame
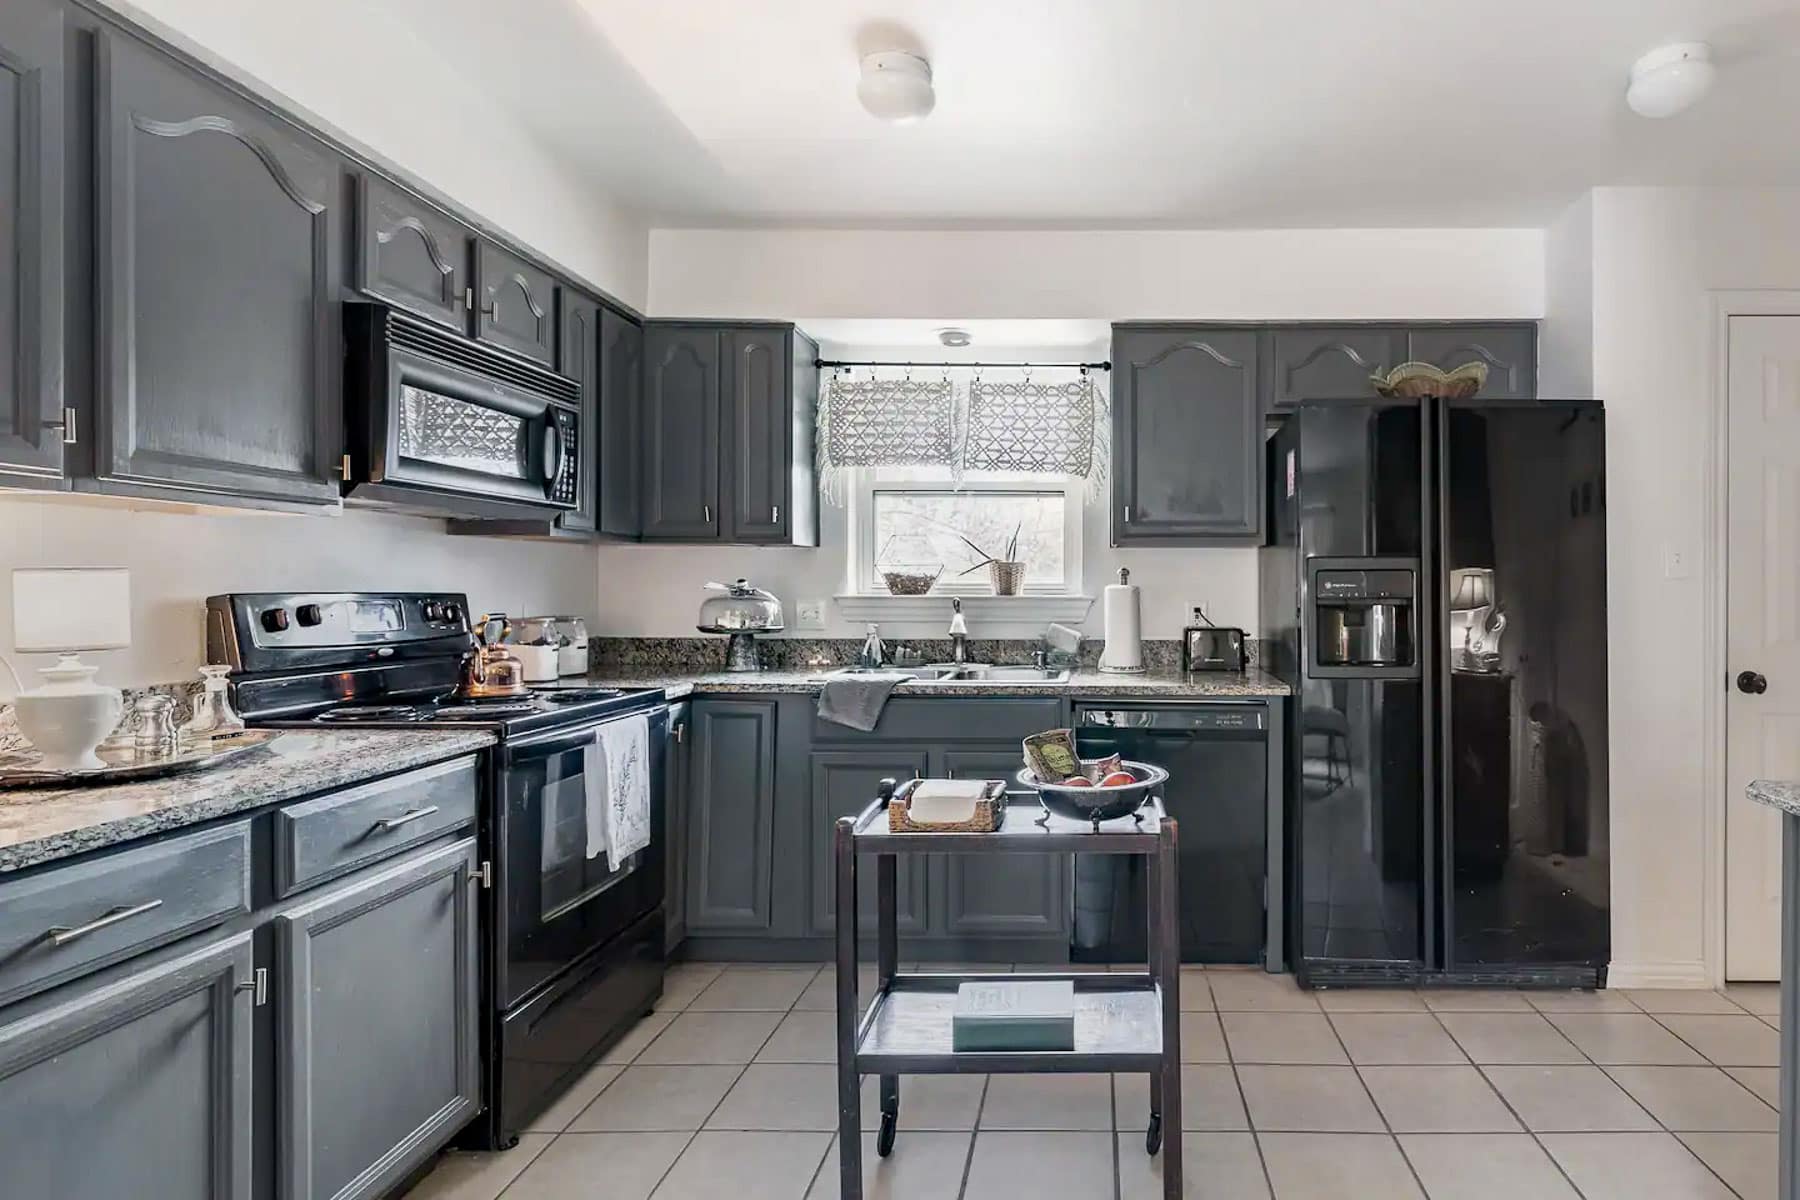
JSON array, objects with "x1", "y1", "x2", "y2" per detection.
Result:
[{"x1": 849, "y1": 468, "x2": 1084, "y2": 597}]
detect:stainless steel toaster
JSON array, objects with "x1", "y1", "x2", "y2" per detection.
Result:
[{"x1": 1182, "y1": 626, "x2": 1246, "y2": 672}]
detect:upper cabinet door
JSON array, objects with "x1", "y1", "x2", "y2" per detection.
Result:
[
  {"x1": 475, "y1": 240, "x2": 555, "y2": 366},
  {"x1": 1407, "y1": 324, "x2": 1537, "y2": 400},
  {"x1": 1113, "y1": 327, "x2": 1262, "y2": 543},
  {"x1": 555, "y1": 293, "x2": 599, "y2": 535},
  {"x1": 96, "y1": 32, "x2": 341, "y2": 505},
  {"x1": 642, "y1": 325, "x2": 721, "y2": 539},
  {"x1": 598, "y1": 306, "x2": 643, "y2": 538},
  {"x1": 724, "y1": 327, "x2": 790, "y2": 543},
  {"x1": 355, "y1": 174, "x2": 471, "y2": 332},
  {"x1": 0, "y1": 0, "x2": 65, "y2": 484},
  {"x1": 1268, "y1": 327, "x2": 1404, "y2": 408}
]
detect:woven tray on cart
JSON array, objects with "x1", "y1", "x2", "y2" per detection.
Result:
[{"x1": 886, "y1": 776, "x2": 1008, "y2": 833}]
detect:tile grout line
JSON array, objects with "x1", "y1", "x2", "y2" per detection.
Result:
[
  {"x1": 952, "y1": 1066, "x2": 993, "y2": 1199},
  {"x1": 1319, "y1": 994, "x2": 1433, "y2": 1197},
  {"x1": 1214, "y1": 979, "x2": 1280, "y2": 1198}
]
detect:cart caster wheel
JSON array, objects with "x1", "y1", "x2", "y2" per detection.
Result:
[
  {"x1": 1145, "y1": 1115, "x2": 1162, "y2": 1156},
  {"x1": 877, "y1": 1113, "x2": 897, "y2": 1157}
]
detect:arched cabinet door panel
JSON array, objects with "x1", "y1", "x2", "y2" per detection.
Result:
[
  {"x1": 1407, "y1": 325, "x2": 1537, "y2": 400},
  {"x1": 475, "y1": 239, "x2": 556, "y2": 367},
  {"x1": 1268, "y1": 327, "x2": 1405, "y2": 409},
  {"x1": 1112, "y1": 326, "x2": 1262, "y2": 544},
  {"x1": 355, "y1": 174, "x2": 472, "y2": 333},
  {"x1": 95, "y1": 30, "x2": 341, "y2": 504},
  {"x1": 0, "y1": 0, "x2": 65, "y2": 484},
  {"x1": 641, "y1": 325, "x2": 721, "y2": 539}
]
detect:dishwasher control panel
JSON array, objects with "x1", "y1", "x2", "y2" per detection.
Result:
[{"x1": 1077, "y1": 706, "x2": 1267, "y2": 732}]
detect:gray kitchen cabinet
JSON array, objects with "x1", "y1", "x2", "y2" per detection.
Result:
[
  {"x1": 354, "y1": 174, "x2": 471, "y2": 332},
  {"x1": 665, "y1": 701, "x2": 690, "y2": 951},
  {"x1": 686, "y1": 698, "x2": 779, "y2": 934},
  {"x1": 0, "y1": 931, "x2": 255, "y2": 1200},
  {"x1": 643, "y1": 323, "x2": 722, "y2": 539},
  {"x1": 642, "y1": 321, "x2": 819, "y2": 545},
  {"x1": 1267, "y1": 326, "x2": 1404, "y2": 408},
  {"x1": 1112, "y1": 325, "x2": 1263, "y2": 544},
  {"x1": 273, "y1": 837, "x2": 480, "y2": 1200},
  {"x1": 555, "y1": 290, "x2": 601, "y2": 535},
  {"x1": 598, "y1": 304, "x2": 644, "y2": 538},
  {"x1": 808, "y1": 748, "x2": 933, "y2": 937},
  {"x1": 936, "y1": 747, "x2": 1070, "y2": 941},
  {"x1": 475, "y1": 239, "x2": 556, "y2": 367},
  {"x1": 1406, "y1": 324, "x2": 1537, "y2": 400},
  {"x1": 95, "y1": 30, "x2": 343, "y2": 506},
  {"x1": 0, "y1": 0, "x2": 65, "y2": 485}
]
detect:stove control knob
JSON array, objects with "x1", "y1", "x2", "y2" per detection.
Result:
[
  {"x1": 422, "y1": 600, "x2": 442, "y2": 622},
  {"x1": 295, "y1": 604, "x2": 323, "y2": 627},
  {"x1": 261, "y1": 608, "x2": 290, "y2": 633},
  {"x1": 442, "y1": 602, "x2": 462, "y2": 624}
]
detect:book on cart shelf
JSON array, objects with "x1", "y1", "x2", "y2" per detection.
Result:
[{"x1": 952, "y1": 980, "x2": 1076, "y2": 1051}]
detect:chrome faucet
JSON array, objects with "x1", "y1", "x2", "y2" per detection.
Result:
[{"x1": 948, "y1": 597, "x2": 969, "y2": 665}]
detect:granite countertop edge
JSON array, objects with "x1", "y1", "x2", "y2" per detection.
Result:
[
  {"x1": 0, "y1": 729, "x2": 496, "y2": 874},
  {"x1": 586, "y1": 667, "x2": 1291, "y2": 701},
  {"x1": 1748, "y1": 779, "x2": 1800, "y2": 817}
]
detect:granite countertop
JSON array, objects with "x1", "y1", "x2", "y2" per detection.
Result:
[
  {"x1": 578, "y1": 665, "x2": 1290, "y2": 701},
  {"x1": 0, "y1": 729, "x2": 496, "y2": 874},
  {"x1": 1748, "y1": 779, "x2": 1800, "y2": 817}
]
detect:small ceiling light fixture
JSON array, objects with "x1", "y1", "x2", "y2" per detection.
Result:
[
  {"x1": 858, "y1": 50, "x2": 935, "y2": 123},
  {"x1": 937, "y1": 327, "x2": 972, "y2": 348},
  {"x1": 1626, "y1": 42, "x2": 1715, "y2": 118}
]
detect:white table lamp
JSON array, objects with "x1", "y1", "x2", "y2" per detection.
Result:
[{"x1": 10, "y1": 568, "x2": 131, "y2": 770}]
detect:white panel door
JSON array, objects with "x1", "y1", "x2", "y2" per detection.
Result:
[{"x1": 1726, "y1": 314, "x2": 1800, "y2": 980}]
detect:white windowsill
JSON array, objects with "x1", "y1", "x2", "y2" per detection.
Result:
[{"x1": 834, "y1": 594, "x2": 1096, "y2": 628}]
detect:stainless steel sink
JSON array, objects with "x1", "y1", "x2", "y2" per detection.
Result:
[{"x1": 816, "y1": 663, "x2": 1071, "y2": 686}]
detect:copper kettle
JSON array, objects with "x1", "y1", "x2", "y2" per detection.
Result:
[{"x1": 459, "y1": 613, "x2": 530, "y2": 698}]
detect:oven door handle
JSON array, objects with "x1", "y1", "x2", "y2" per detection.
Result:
[{"x1": 507, "y1": 707, "x2": 668, "y2": 763}]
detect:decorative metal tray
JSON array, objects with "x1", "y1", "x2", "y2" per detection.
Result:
[{"x1": 0, "y1": 730, "x2": 282, "y2": 789}]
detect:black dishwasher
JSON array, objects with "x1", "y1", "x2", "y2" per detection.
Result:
[{"x1": 1072, "y1": 702, "x2": 1269, "y2": 964}]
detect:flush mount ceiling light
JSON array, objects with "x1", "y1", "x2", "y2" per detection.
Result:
[
  {"x1": 1626, "y1": 42, "x2": 1715, "y2": 118},
  {"x1": 937, "y1": 327, "x2": 972, "y2": 348},
  {"x1": 858, "y1": 50, "x2": 935, "y2": 123}
]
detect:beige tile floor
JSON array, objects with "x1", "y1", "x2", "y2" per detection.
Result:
[{"x1": 404, "y1": 966, "x2": 1782, "y2": 1199}]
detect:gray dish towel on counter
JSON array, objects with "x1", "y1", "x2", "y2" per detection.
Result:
[{"x1": 817, "y1": 675, "x2": 907, "y2": 732}]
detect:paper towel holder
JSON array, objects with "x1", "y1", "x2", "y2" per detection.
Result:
[{"x1": 1098, "y1": 566, "x2": 1146, "y2": 675}]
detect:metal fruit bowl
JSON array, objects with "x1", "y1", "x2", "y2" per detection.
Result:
[{"x1": 1015, "y1": 760, "x2": 1168, "y2": 829}]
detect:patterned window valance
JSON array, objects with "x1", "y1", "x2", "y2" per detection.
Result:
[{"x1": 815, "y1": 368, "x2": 1108, "y2": 500}]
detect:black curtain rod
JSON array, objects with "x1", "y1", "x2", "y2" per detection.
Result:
[{"x1": 814, "y1": 358, "x2": 1112, "y2": 371}]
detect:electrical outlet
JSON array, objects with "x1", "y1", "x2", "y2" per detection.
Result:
[
  {"x1": 795, "y1": 599, "x2": 827, "y2": 631},
  {"x1": 1190, "y1": 599, "x2": 1213, "y2": 625},
  {"x1": 1662, "y1": 543, "x2": 1692, "y2": 580}
]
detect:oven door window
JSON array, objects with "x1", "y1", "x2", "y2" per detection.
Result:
[
  {"x1": 398, "y1": 384, "x2": 531, "y2": 479},
  {"x1": 503, "y1": 724, "x2": 664, "y2": 1010}
]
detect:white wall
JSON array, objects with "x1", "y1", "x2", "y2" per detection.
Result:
[
  {"x1": 648, "y1": 228, "x2": 1545, "y2": 320},
  {"x1": 105, "y1": 0, "x2": 650, "y2": 309},
  {"x1": 0, "y1": 497, "x2": 597, "y2": 689},
  {"x1": 1540, "y1": 195, "x2": 1595, "y2": 399},
  {"x1": 1581, "y1": 187, "x2": 1800, "y2": 985}
]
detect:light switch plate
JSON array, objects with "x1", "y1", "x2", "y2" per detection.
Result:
[{"x1": 795, "y1": 599, "x2": 827, "y2": 630}]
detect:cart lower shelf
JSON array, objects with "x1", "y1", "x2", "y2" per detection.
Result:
[{"x1": 853, "y1": 974, "x2": 1165, "y2": 1074}]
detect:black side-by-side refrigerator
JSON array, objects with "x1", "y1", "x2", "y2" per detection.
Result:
[{"x1": 1260, "y1": 398, "x2": 1609, "y2": 987}]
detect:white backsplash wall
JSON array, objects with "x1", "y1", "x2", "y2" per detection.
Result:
[
  {"x1": 593, "y1": 340, "x2": 1260, "y2": 643},
  {"x1": 0, "y1": 496, "x2": 598, "y2": 690}
]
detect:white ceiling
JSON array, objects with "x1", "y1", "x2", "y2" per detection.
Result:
[{"x1": 386, "y1": 0, "x2": 1800, "y2": 228}]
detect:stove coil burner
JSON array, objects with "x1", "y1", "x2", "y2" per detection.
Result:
[
  {"x1": 314, "y1": 704, "x2": 430, "y2": 724},
  {"x1": 435, "y1": 698, "x2": 542, "y2": 719},
  {"x1": 534, "y1": 688, "x2": 624, "y2": 704}
]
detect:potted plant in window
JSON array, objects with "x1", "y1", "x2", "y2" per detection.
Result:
[{"x1": 957, "y1": 523, "x2": 1026, "y2": 596}]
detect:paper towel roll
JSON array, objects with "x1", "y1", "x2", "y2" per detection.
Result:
[{"x1": 1098, "y1": 567, "x2": 1145, "y2": 674}]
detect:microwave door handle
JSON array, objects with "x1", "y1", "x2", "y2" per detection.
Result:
[{"x1": 542, "y1": 416, "x2": 564, "y2": 498}]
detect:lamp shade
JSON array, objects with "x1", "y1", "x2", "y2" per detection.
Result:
[
  {"x1": 12, "y1": 568, "x2": 132, "y2": 653},
  {"x1": 1448, "y1": 568, "x2": 1495, "y2": 612}
]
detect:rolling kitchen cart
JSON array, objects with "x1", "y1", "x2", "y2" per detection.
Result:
[{"x1": 832, "y1": 779, "x2": 1183, "y2": 1199}]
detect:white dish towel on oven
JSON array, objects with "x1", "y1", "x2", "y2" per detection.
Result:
[{"x1": 584, "y1": 714, "x2": 651, "y2": 868}]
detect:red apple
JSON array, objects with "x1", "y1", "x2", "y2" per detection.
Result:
[
  {"x1": 1098, "y1": 771, "x2": 1137, "y2": 788},
  {"x1": 1061, "y1": 776, "x2": 1094, "y2": 788}
]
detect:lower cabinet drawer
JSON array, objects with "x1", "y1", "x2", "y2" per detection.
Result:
[
  {"x1": 0, "y1": 821, "x2": 252, "y2": 1008},
  {"x1": 272, "y1": 755, "x2": 479, "y2": 896},
  {"x1": 810, "y1": 697, "x2": 1063, "y2": 744}
]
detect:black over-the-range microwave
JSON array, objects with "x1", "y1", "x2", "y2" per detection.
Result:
[{"x1": 343, "y1": 302, "x2": 581, "y2": 518}]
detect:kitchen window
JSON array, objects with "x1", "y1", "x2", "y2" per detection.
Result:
[{"x1": 852, "y1": 471, "x2": 1083, "y2": 596}]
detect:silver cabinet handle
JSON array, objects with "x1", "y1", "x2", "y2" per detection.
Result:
[
  {"x1": 674, "y1": 723, "x2": 685, "y2": 744},
  {"x1": 374, "y1": 805, "x2": 440, "y2": 832},
  {"x1": 703, "y1": 504, "x2": 712, "y2": 524},
  {"x1": 44, "y1": 408, "x2": 77, "y2": 445},
  {"x1": 772, "y1": 504, "x2": 780, "y2": 523},
  {"x1": 47, "y1": 899, "x2": 164, "y2": 947},
  {"x1": 1123, "y1": 506, "x2": 1131, "y2": 523}
]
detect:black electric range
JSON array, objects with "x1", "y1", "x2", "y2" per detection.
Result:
[{"x1": 206, "y1": 591, "x2": 669, "y2": 1150}]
